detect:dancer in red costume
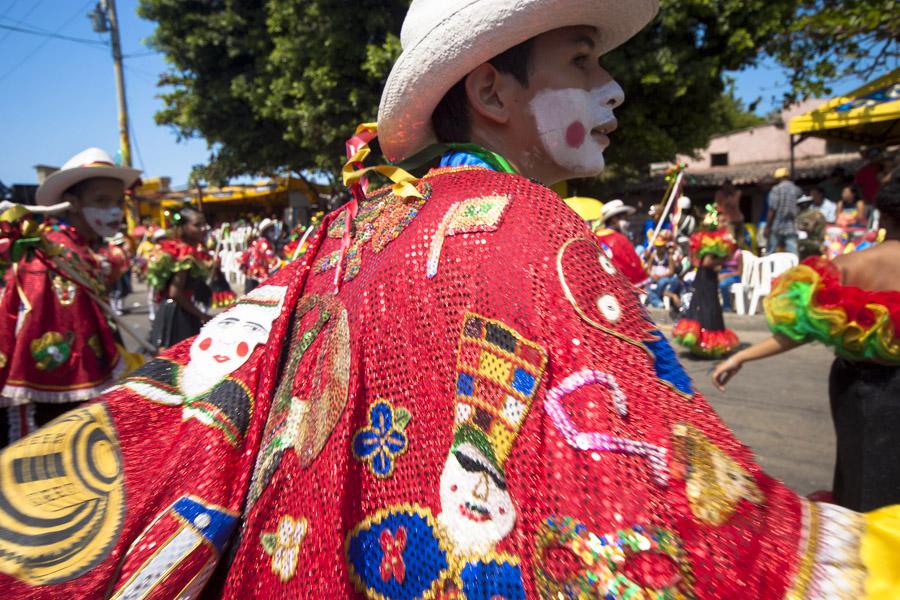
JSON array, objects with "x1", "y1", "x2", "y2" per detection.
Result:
[
  {"x1": 0, "y1": 148, "x2": 139, "y2": 445},
  {"x1": 239, "y1": 218, "x2": 281, "y2": 293},
  {"x1": 0, "y1": 2, "x2": 898, "y2": 598},
  {"x1": 594, "y1": 200, "x2": 648, "y2": 285}
]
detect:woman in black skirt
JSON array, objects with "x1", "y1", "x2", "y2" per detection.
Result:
[
  {"x1": 713, "y1": 169, "x2": 900, "y2": 510},
  {"x1": 147, "y1": 207, "x2": 213, "y2": 349}
]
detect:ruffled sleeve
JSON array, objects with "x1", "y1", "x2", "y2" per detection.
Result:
[
  {"x1": 146, "y1": 240, "x2": 212, "y2": 292},
  {"x1": 764, "y1": 257, "x2": 900, "y2": 363}
]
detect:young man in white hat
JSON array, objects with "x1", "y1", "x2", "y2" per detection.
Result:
[
  {"x1": 1, "y1": 2, "x2": 898, "y2": 598},
  {"x1": 0, "y1": 147, "x2": 139, "y2": 445},
  {"x1": 593, "y1": 198, "x2": 647, "y2": 285},
  {"x1": 240, "y1": 217, "x2": 280, "y2": 293}
]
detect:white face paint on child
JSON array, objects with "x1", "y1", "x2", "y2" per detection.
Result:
[
  {"x1": 180, "y1": 285, "x2": 286, "y2": 397},
  {"x1": 528, "y1": 81, "x2": 624, "y2": 177}
]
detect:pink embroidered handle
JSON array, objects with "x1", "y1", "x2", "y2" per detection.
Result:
[{"x1": 544, "y1": 369, "x2": 668, "y2": 486}]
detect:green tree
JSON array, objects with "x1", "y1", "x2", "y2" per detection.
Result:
[
  {"x1": 140, "y1": 0, "x2": 796, "y2": 184},
  {"x1": 138, "y1": 0, "x2": 407, "y2": 184},
  {"x1": 765, "y1": 0, "x2": 899, "y2": 102}
]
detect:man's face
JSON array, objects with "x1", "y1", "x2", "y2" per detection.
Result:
[
  {"x1": 437, "y1": 441, "x2": 516, "y2": 556},
  {"x1": 505, "y1": 26, "x2": 623, "y2": 183},
  {"x1": 811, "y1": 189, "x2": 824, "y2": 205},
  {"x1": 68, "y1": 178, "x2": 126, "y2": 238}
]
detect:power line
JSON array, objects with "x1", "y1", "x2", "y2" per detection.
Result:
[
  {"x1": 0, "y1": 22, "x2": 108, "y2": 46},
  {"x1": 0, "y1": 0, "x2": 94, "y2": 83},
  {"x1": 0, "y1": 0, "x2": 21, "y2": 19},
  {"x1": 0, "y1": 0, "x2": 44, "y2": 44}
]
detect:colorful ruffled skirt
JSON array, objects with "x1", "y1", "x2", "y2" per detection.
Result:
[{"x1": 674, "y1": 266, "x2": 739, "y2": 357}]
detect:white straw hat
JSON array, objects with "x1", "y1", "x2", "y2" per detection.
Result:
[
  {"x1": 601, "y1": 199, "x2": 635, "y2": 222},
  {"x1": 35, "y1": 147, "x2": 141, "y2": 206},
  {"x1": 377, "y1": 0, "x2": 660, "y2": 162}
]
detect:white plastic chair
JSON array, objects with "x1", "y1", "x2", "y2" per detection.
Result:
[
  {"x1": 731, "y1": 250, "x2": 758, "y2": 315},
  {"x1": 747, "y1": 252, "x2": 798, "y2": 316}
]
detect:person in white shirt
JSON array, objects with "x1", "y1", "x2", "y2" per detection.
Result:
[{"x1": 812, "y1": 185, "x2": 838, "y2": 223}]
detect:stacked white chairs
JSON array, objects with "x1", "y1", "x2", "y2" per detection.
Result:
[{"x1": 746, "y1": 252, "x2": 799, "y2": 316}]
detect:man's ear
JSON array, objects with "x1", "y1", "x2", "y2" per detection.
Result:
[
  {"x1": 464, "y1": 63, "x2": 514, "y2": 126},
  {"x1": 61, "y1": 191, "x2": 80, "y2": 210}
]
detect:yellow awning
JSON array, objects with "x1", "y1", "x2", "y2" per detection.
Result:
[
  {"x1": 564, "y1": 196, "x2": 604, "y2": 221},
  {"x1": 789, "y1": 69, "x2": 900, "y2": 145}
]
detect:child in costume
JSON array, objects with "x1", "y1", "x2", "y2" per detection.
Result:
[
  {"x1": 674, "y1": 220, "x2": 740, "y2": 357},
  {"x1": 0, "y1": 148, "x2": 139, "y2": 445},
  {"x1": 239, "y1": 218, "x2": 280, "y2": 294},
  {"x1": 147, "y1": 207, "x2": 213, "y2": 349},
  {"x1": 714, "y1": 169, "x2": 900, "y2": 511},
  {"x1": 0, "y1": 2, "x2": 898, "y2": 598}
]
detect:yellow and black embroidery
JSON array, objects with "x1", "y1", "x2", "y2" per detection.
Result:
[{"x1": 0, "y1": 402, "x2": 125, "y2": 585}]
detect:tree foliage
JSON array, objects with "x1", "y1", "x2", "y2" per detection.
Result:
[
  {"x1": 765, "y1": 0, "x2": 899, "y2": 103},
  {"x1": 138, "y1": 0, "x2": 407, "y2": 184},
  {"x1": 140, "y1": 0, "x2": 890, "y2": 186}
]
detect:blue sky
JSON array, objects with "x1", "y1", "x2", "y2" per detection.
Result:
[{"x1": 0, "y1": 1, "x2": 871, "y2": 187}]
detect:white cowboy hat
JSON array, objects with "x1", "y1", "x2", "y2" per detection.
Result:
[
  {"x1": 36, "y1": 147, "x2": 141, "y2": 207},
  {"x1": 257, "y1": 218, "x2": 277, "y2": 233},
  {"x1": 377, "y1": 0, "x2": 660, "y2": 162},
  {"x1": 601, "y1": 199, "x2": 635, "y2": 222}
]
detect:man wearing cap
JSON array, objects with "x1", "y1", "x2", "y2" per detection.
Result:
[
  {"x1": 593, "y1": 199, "x2": 648, "y2": 285},
  {"x1": 0, "y1": 148, "x2": 139, "y2": 445},
  {"x1": 1, "y1": 1, "x2": 898, "y2": 598},
  {"x1": 764, "y1": 167, "x2": 801, "y2": 255}
]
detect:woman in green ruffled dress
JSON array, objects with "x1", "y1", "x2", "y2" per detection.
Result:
[
  {"x1": 713, "y1": 169, "x2": 900, "y2": 510},
  {"x1": 147, "y1": 207, "x2": 213, "y2": 349}
]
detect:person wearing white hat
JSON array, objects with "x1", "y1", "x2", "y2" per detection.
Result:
[
  {"x1": 593, "y1": 199, "x2": 647, "y2": 284},
  {"x1": 0, "y1": 147, "x2": 140, "y2": 446},
  {"x1": 1, "y1": 2, "x2": 899, "y2": 598}
]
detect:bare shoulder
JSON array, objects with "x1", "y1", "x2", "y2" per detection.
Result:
[{"x1": 833, "y1": 244, "x2": 900, "y2": 291}]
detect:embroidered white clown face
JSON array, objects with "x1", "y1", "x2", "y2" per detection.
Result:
[
  {"x1": 437, "y1": 442, "x2": 516, "y2": 557},
  {"x1": 528, "y1": 81, "x2": 624, "y2": 178},
  {"x1": 181, "y1": 285, "x2": 287, "y2": 398}
]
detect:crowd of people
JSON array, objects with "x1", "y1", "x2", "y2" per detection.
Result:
[
  {"x1": 0, "y1": 0, "x2": 898, "y2": 597},
  {"x1": 596, "y1": 151, "x2": 897, "y2": 324}
]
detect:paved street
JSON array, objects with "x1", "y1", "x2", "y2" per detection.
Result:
[{"x1": 119, "y1": 285, "x2": 836, "y2": 497}]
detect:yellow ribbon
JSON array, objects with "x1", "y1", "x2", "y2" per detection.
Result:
[{"x1": 341, "y1": 123, "x2": 423, "y2": 199}]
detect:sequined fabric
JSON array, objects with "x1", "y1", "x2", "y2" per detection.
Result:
[{"x1": 0, "y1": 168, "x2": 879, "y2": 598}]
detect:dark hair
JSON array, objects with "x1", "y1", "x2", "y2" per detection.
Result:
[
  {"x1": 173, "y1": 205, "x2": 203, "y2": 226},
  {"x1": 811, "y1": 185, "x2": 825, "y2": 196},
  {"x1": 842, "y1": 183, "x2": 863, "y2": 201},
  {"x1": 62, "y1": 176, "x2": 123, "y2": 200},
  {"x1": 432, "y1": 39, "x2": 535, "y2": 144},
  {"x1": 875, "y1": 168, "x2": 900, "y2": 222}
]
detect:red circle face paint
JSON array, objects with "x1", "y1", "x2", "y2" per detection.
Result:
[
  {"x1": 198, "y1": 337, "x2": 212, "y2": 351},
  {"x1": 565, "y1": 121, "x2": 586, "y2": 148},
  {"x1": 237, "y1": 341, "x2": 250, "y2": 357}
]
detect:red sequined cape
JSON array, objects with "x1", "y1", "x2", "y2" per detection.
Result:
[
  {"x1": 594, "y1": 228, "x2": 648, "y2": 285},
  {"x1": 0, "y1": 226, "x2": 123, "y2": 406},
  {"x1": 0, "y1": 168, "x2": 871, "y2": 598}
]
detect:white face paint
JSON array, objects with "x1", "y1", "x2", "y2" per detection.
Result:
[
  {"x1": 82, "y1": 206, "x2": 124, "y2": 239},
  {"x1": 528, "y1": 81, "x2": 624, "y2": 178},
  {"x1": 181, "y1": 285, "x2": 286, "y2": 397},
  {"x1": 437, "y1": 442, "x2": 516, "y2": 556}
]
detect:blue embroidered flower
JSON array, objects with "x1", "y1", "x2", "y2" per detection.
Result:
[{"x1": 353, "y1": 400, "x2": 410, "y2": 479}]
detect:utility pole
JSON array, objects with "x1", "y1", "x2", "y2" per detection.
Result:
[{"x1": 90, "y1": 1, "x2": 131, "y2": 168}]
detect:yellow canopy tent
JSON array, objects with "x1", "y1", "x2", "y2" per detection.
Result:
[
  {"x1": 789, "y1": 69, "x2": 900, "y2": 149},
  {"x1": 563, "y1": 196, "x2": 604, "y2": 221}
]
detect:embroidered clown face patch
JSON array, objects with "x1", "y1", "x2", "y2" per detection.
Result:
[
  {"x1": 438, "y1": 441, "x2": 516, "y2": 556},
  {"x1": 183, "y1": 285, "x2": 286, "y2": 397}
]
